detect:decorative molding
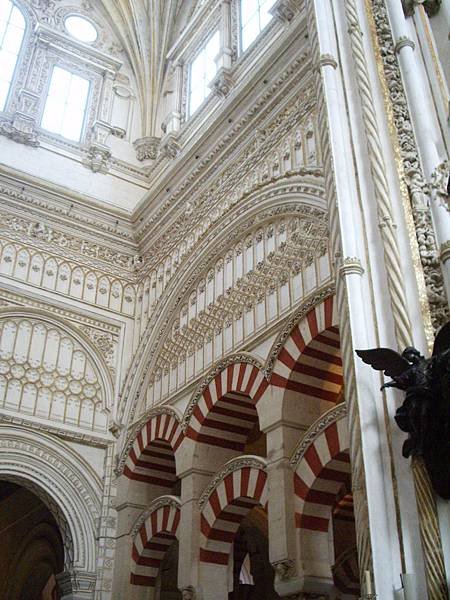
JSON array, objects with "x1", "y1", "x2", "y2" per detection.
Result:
[
  {"x1": 289, "y1": 404, "x2": 347, "y2": 470},
  {"x1": 0, "y1": 411, "x2": 110, "y2": 448},
  {"x1": 130, "y1": 495, "x2": 181, "y2": 540},
  {"x1": 198, "y1": 455, "x2": 267, "y2": 509}
]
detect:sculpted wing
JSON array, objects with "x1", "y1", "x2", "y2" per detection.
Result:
[
  {"x1": 432, "y1": 321, "x2": 450, "y2": 357},
  {"x1": 355, "y1": 348, "x2": 410, "y2": 377}
]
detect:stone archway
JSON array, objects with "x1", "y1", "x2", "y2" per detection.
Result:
[{"x1": 0, "y1": 425, "x2": 102, "y2": 598}]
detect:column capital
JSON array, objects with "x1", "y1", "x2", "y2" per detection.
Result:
[{"x1": 56, "y1": 570, "x2": 96, "y2": 599}]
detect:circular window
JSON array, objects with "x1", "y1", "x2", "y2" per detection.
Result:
[{"x1": 65, "y1": 15, "x2": 98, "y2": 43}]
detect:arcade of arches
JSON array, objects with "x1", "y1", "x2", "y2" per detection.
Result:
[{"x1": 0, "y1": 1, "x2": 449, "y2": 600}]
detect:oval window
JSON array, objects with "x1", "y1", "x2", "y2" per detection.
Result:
[{"x1": 65, "y1": 16, "x2": 98, "y2": 43}]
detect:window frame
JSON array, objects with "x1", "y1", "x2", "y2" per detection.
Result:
[
  {"x1": 187, "y1": 28, "x2": 220, "y2": 118},
  {"x1": 0, "y1": 0, "x2": 28, "y2": 114},
  {"x1": 238, "y1": 0, "x2": 277, "y2": 55},
  {"x1": 40, "y1": 64, "x2": 91, "y2": 143}
]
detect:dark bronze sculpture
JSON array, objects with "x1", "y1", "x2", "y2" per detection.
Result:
[{"x1": 356, "y1": 323, "x2": 450, "y2": 499}]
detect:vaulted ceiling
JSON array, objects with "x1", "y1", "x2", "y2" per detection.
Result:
[{"x1": 97, "y1": 0, "x2": 203, "y2": 137}]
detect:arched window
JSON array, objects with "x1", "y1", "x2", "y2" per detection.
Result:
[
  {"x1": 240, "y1": 0, "x2": 276, "y2": 52},
  {"x1": 0, "y1": 0, "x2": 25, "y2": 111}
]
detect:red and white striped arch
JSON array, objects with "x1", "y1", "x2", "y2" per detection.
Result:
[
  {"x1": 271, "y1": 296, "x2": 343, "y2": 407},
  {"x1": 200, "y1": 460, "x2": 268, "y2": 565},
  {"x1": 186, "y1": 361, "x2": 269, "y2": 451},
  {"x1": 130, "y1": 499, "x2": 181, "y2": 587},
  {"x1": 124, "y1": 411, "x2": 184, "y2": 487},
  {"x1": 293, "y1": 415, "x2": 350, "y2": 533}
]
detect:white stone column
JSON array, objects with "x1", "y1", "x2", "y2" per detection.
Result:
[
  {"x1": 386, "y1": 0, "x2": 450, "y2": 298},
  {"x1": 305, "y1": 1, "x2": 421, "y2": 597},
  {"x1": 178, "y1": 468, "x2": 215, "y2": 599}
]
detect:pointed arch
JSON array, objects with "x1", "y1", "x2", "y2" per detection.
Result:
[
  {"x1": 184, "y1": 356, "x2": 268, "y2": 451},
  {"x1": 122, "y1": 407, "x2": 184, "y2": 487},
  {"x1": 130, "y1": 496, "x2": 181, "y2": 587},
  {"x1": 199, "y1": 456, "x2": 268, "y2": 565}
]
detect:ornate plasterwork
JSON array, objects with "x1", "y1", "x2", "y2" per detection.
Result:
[
  {"x1": 130, "y1": 495, "x2": 181, "y2": 539},
  {"x1": 116, "y1": 406, "x2": 183, "y2": 475},
  {"x1": 430, "y1": 161, "x2": 450, "y2": 211},
  {"x1": 136, "y1": 62, "x2": 314, "y2": 246},
  {"x1": 0, "y1": 210, "x2": 135, "y2": 274},
  {"x1": 197, "y1": 455, "x2": 267, "y2": 509},
  {"x1": 0, "y1": 308, "x2": 114, "y2": 433},
  {"x1": 264, "y1": 285, "x2": 335, "y2": 378},
  {"x1": 0, "y1": 180, "x2": 134, "y2": 242},
  {"x1": 289, "y1": 404, "x2": 348, "y2": 470},
  {"x1": 371, "y1": 0, "x2": 449, "y2": 330},
  {"x1": 182, "y1": 353, "x2": 264, "y2": 431}
]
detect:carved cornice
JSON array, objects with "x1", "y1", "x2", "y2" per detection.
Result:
[
  {"x1": 0, "y1": 411, "x2": 111, "y2": 448},
  {"x1": 289, "y1": 404, "x2": 347, "y2": 470},
  {"x1": 116, "y1": 406, "x2": 183, "y2": 475},
  {"x1": 182, "y1": 354, "x2": 265, "y2": 432},
  {"x1": 264, "y1": 285, "x2": 335, "y2": 378},
  {"x1": 130, "y1": 495, "x2": 181, "y2": 539},
  {"x1": 198, "y1": 455, "x2": 267, "y2": 509}
]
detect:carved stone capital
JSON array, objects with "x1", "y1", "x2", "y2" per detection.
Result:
[
  {"x1": 272, "y1": 559, "x2": 296, "y2": 582},
  {"x1": 440, "y1": 241, "x2": 450, "y2": 264},
  {"x1": 395, "y1": 36, "x2": 415, "y2": 53},
  {"x1": 133, "y1": 135, "x2": 160, "y2": 161},
  {"x1": 209, "y1": 67, "x2": 234, "y2": 98},
  {"x1": 160, "y1": 133, "x2": 180, "y2": 159},
  {"x1": 430, "y1": 160, "x2": 450, "y2": 209},
  {"x1": 319, "y1": 53, "x2": 338, "y2": 69},
  {"x1": 402, "y1": 0, "x2": 441, "y2": 16},
  {"x1": 0, "y1": 117, "x2": 39, "y2": 147},
  {"x1": 269, "y1": 0, "x2": 299, "y2": 23},
  {"x1": 181, "y1": 585, "x2": 196, "y2": 600},
  {"x1": 83, "y1": 144, "x2": 112, "y2": 174},
  {"x1": 56, "y1": 570, "x2": 96, "y2": 595},
  {"x1": 339, "y1": 256, "x2": 364, "y2": 278}
]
